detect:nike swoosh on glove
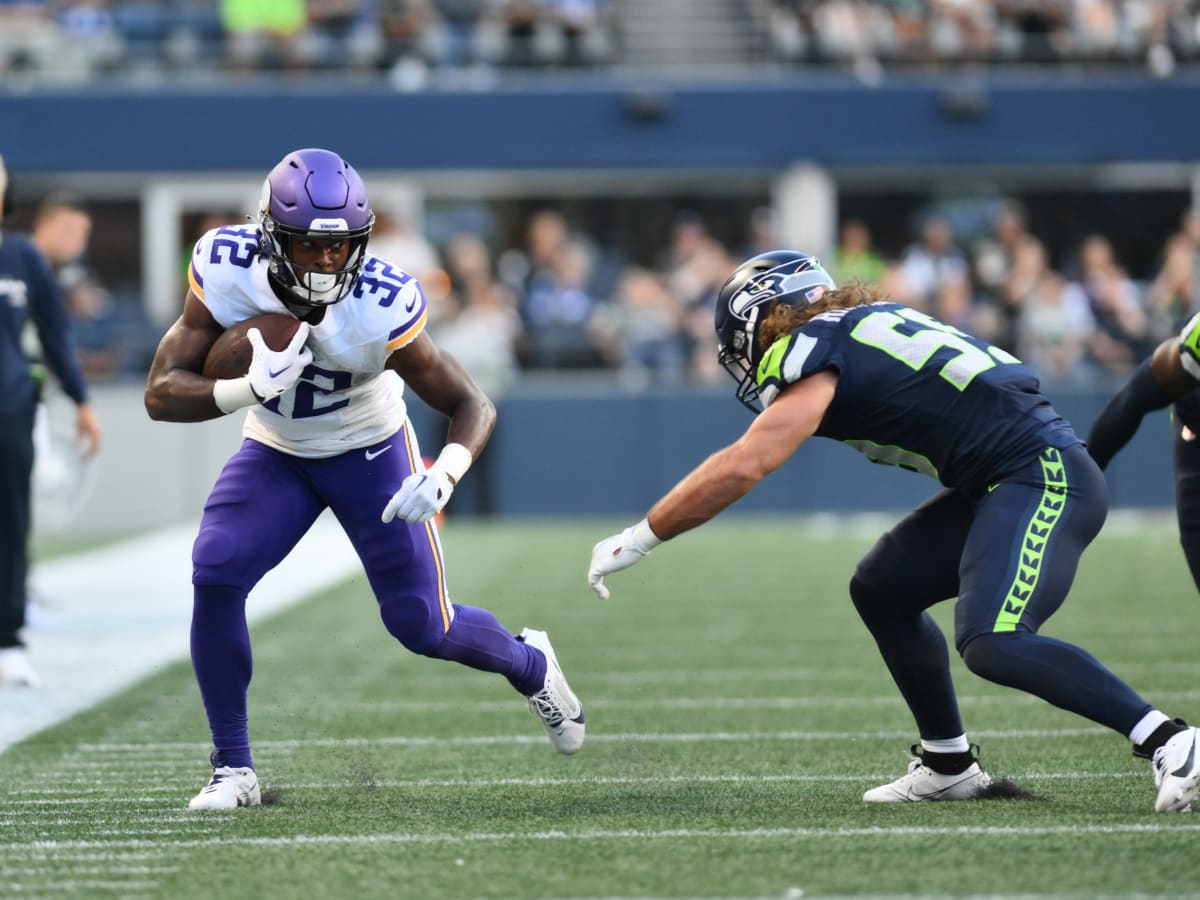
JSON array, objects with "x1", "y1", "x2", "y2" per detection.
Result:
[
  {"x1": 587, "y1": 526, "x2": 654, "y2": 600},
  {"x1": 247, "y1": 324, "x2": 312, "y2": 401},
  {"x1": 382, "y1": 467, "x2": 455, "y2": 524}
]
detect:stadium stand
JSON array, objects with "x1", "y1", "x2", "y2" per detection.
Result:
[{"x1": 3, "y1": 1, "x2": 1200, "y2": 522}]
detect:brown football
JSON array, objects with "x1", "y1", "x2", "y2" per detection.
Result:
[{"x1": 202, "y1": 314, "x2": 303, "y2": 380}]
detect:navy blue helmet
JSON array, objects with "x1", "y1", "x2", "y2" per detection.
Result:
[{"x1": 714, "y1": 249, "x2": 836, "y2": 412}]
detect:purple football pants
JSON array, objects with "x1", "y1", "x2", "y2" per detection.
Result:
[{"x1": 189, "y1": 424, "x2": 545, "y2": 769}]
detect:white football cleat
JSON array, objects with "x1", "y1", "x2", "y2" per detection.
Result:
[
  {"x1": 1153, "y1": 726, "x2": 1200, "y2": 813},
  {"x1": 188, "y1": 758, "x2": 261, "y2": 810},
  {"x1": 864, "y1": 748, "x2": 991, "y2": 802},
  {"x1": 0, "y1": 647, "x2": 41, "y2": 687},
  {"x1": 519, "y1": 628, "x2": 585, "y2": 755}
]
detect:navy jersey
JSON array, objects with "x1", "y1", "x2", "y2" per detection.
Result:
[
  {"x1": 754, "y1": 302, "x2": 1081, "y2": 488},
  {"x1": 0, "y1": 231, "x2": 88, "y2": 415}
]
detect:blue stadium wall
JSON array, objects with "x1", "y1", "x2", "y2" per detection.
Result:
[
  {"x1": 3, "y1": 72, "x2": 1200, "y2": 172},
  {"x1": 404, "y1": 386, "x2": 1177, "y2": 515}
]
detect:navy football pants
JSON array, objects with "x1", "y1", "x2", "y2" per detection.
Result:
[
  {"x1": 1172, "y1": 413, "x2": 1200, "y2": 592},
  {"x1": 0, "y1": 404, "x2": 35, "y2": 648},
  {"x1": 851, "y1": 444, "x2": 1153, "y2": 742}
]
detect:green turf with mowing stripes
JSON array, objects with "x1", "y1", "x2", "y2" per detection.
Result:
[{"x1": 2, "y1": 517, "x2": 1197, "y2": 899}]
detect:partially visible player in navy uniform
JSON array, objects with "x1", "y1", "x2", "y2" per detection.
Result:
[
  {"x1": 588, "y1": 249, "x2": 1200, "y2": 812},
  {"x1": 1087, "y1": 312, "x2": 1200, "y2": 591},
  {"x1": 145, "y1": 148, "x2": 584, "y2": 810},
  {"x1": 0, "y1": 154, "x2": 101, "y2": 688}
]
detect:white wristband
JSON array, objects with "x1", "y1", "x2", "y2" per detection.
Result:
[
  {"x1": 213, "y1": 376, "x2": 259, "y2": 414},
  {"x1": 432, "y1": 442, "x2": 473, "y2": 484},
  {"x1": 631, "y1": 517, "x2": 663, "y2": 551}
]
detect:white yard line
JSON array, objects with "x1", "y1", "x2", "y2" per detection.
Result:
[
  {"x1": 338, "y1": 691, "x2": 1200, "y2": 713},
  {"x1": 0, "y1": 770, "x2": 1151, "y2": 805},
  {"x1": 4, "y1": 822, "x2": 1200, "y2": 853},
  {"x1": 74, "y1": 726, "x2": 1113, "y2": 754},
  {"x1": 1, "y1": 513, "x2": 360, "y2": 755}
]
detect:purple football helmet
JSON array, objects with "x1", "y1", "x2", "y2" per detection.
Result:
[{"x1": 259, "y1": 148, "x2": 375, "y2": 307}]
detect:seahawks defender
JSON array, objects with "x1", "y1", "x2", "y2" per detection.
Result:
[
  {"x1": 145, "y1": 148, "x2": 584, "y2": 810},
  {"x1": 588, "y1": 249, "x2": 1200, "y2": 812},
  {"x1": 1088, "y1": 312, "x2": 1200, "y2": 593},
  {"x1": 0, "y1": 154, "x2": 101, "y2": 687}
]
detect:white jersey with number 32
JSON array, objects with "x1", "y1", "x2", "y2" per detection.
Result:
[{"x1": 188, "y1": 224, "x2": 428, "y2": 458}]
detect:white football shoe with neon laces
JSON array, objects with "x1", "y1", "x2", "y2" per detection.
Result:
[
  {"x1": 519, "y1": 628, "x2": 585, "y2": 755},
  {"x1": 1153, "y1": 726, "x2": 1200, "y2": 813},
  {"x1": 188, "y1": 753, "x2": 261, "y2": 810},
  {"x1": 863, "y1": 746, "x2": 991, "y2": 802}
]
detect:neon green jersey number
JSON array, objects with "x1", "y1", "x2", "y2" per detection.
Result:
[{"x1": 850, "y1": 308, "x2": 1018, "y2": 391}]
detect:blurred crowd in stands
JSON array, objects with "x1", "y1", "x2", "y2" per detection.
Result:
[
  {"x1": 16, "y1": 188, "x2": 1200, "y2": 393},
  {"x1": 8, "y1": 1, "x2": 1200, "y2": 393},
  {"x1": 3, "y1": 1, "x2": 1200, "y2": 82},
  {"x1": 410, "y1": 199, "x2": 1200, "y2": 394},
  {"x1": 0, "y1": 0, "x2": 617, "y2": 80},
  {"x1": 14, "y1": 186, "x2": 1200, "y2": 395},
  {"x1": 755, "y1": 0, "x2": 1200, "y2": 79},
  {"x1": 13, "y1": 189, "x2": 1200, "y2": 393}
]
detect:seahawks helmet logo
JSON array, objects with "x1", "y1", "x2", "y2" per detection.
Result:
[{"x1": 731, "y1": 269, "x2": 829, "y2": 321}]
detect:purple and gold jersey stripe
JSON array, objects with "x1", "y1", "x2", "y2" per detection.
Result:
[
  {"x1": 188, "y1": 261, "x2": 206, "y2": 300},
  {"x1": 386, "y1": 308, "x2": 428, "y2": 353}
]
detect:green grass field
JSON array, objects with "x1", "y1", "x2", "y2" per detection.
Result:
[{"x1": 3, "y1": 516, "x2": 1199, "y2": 899}]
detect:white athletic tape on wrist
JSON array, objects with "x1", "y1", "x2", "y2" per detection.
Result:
[
  {"x1": 631, "y1": 517, "x2": 662, "y2": 551},
  {"x1": 212, "y1": 376, "x2": 259, "y2": 414},
  {"x1": 432, "y1": 442, "x2": 473, "y2": 484}
]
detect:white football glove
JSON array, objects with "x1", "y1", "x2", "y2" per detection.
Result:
[
  {"x1": 212, "y1": 323, "x2": 313, "y2": 414},
  {"x1": 246, "y1": 323, "x2": 313, "y2": 401},
  {"x1": 382, "y1": 468, "x2": 455, "y2": 524},
  {"x1": 587, "y1": 519, "x2": 662, "y2": 600},
  {"x1": 381, "y1": 444, "x2": 472, "y2": 524}
]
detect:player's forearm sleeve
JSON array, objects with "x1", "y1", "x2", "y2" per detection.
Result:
[{"x1": 1087, "y1": 358, "x2": 1174, "y2": 470}]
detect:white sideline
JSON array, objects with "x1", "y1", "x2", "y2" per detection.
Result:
[{"x1": 1, "y1": 513, "x2": 360, "y2": 755}]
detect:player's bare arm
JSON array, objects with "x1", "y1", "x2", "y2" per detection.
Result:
[
  {"x1": 380, "y1": 332, "x2": 497, "y2": 524},
  {"x1": 144, "y1": 291, "x2": 227, "y2": 423},
  {"x1": 1150, "y1": 337, "x2": 1198, "y2": 397},
  {"x1": 1088, "y1": 326, "x2": 1200, "y2": 469},
  {"x1": 647, "y1": 370, "x2": 838, "y2": 540},
  {"x1": 387, "y1": 332, "x2": 497, "y2": 458}
]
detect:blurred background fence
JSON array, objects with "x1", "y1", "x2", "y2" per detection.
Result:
[{"x1": 4, "y1": 0, "x2": 1198, "y2": 532}]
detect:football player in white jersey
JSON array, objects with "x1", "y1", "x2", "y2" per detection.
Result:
[{"x1": 145, "y1": 148, "x2": 584, "y2": 810}]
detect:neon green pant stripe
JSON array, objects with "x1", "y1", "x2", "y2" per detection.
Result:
[{"x1": 993, "y1": 448, "x2": 1068, "y2": 633}]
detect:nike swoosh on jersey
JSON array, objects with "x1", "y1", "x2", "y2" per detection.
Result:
[{"x1": 365, "y1": 445, "x2": 393, "y2": 461}]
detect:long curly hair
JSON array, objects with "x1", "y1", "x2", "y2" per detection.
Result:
[{"x1": 756, "y1": 281, "x2": 889, "y2": 356}]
